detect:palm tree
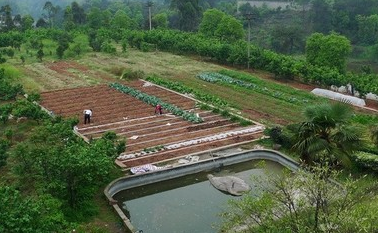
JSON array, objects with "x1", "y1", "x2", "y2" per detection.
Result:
[{"x1": 291, "y1": 102, "x2": 362, "y2": 166}]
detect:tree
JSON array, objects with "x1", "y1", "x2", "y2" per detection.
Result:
[
  {"x1": 290, "y1": 102, "x2": 362, "y2": 165},
  {"x1": 37, "y1": 47, "x2": 44, "y2": 62},
  {"x1": 63, "y1": 6, "x2": 75, "y2": 31},
  {"x1": 215, "y1": 15, "x2": 244, "y2": 43},
  {"x1": 222, "y1": 163, "x2": 378, "y2": 232},
  {"x1": 87, "y1": 7, "x2": 111, "y2": 30},
  {"x1": 36, "y1": 18, "x2": 48, "y2": 28},
  {"x1": 292, "y1": 0, "x2": 311, "y2": 27},
  {"x1": 0, "y1": 186, "x2": 68, "y2": 233},
  {"x1": 152, "y1": 13, "x2": 168, "y2": 29},
  {"x1": 12, "y1": 14, "x2": 21, "y2": 28},
  {"x1": 0, "y1": 68, "x2": 24, "y2": 100},
  {"x1": 306, "y1": 32, "x2": 351, "y2": 73},
  {"x1": 0, "y1": 138, "x2": 10, "y2": 168},
  {"x1": 71, "y1": 1, "x2": 86, "y2": 25},
  {"x1": 271, "y1": 25, "x2": 305, "y2": 54},
  {"x1": 199, "y1": 8, "x2": 226, "y2": 37},
  {"x1": 12, "y1": 119, "x2": 120, "y2": 213},
  {"x1": 43, "y1": 1, "x2": 58, "y2": 28},
  {"x1": 21, "y1": 15, "x2": 34, "y2": 31},
  {"x1": 171, "y1": 0, "x2": 202, "y2": 31},
  {"x1": 333, "y1": 0, "x2": 378, "y2": 39},
  {"x1": 356, "y1": 14, "x2": 378, "y2": 45},
  {"x1": 0, "y1": 5, "x2": 14, "y2": 32},
  {"x1": 309, "y1": 0, "x2": 333, "y2": 33},
  {"x1": 111, "y1": 10, "x2": 133, "y2": 32}
]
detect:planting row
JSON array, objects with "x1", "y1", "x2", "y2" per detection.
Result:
[
  {"x1": 109, "y1": 82, "x2": 203, "y2": 123},
  {"x1": 82, "y1": 113, "x2": 222, "y2": 138},
  {"x1": 145, "y1": 75, "x2": 228, "y2": 107},
  {"x1": 116, "y1": 121, "x2": 240, "y2": 152},
  {"x1": 78, "y1": 110, "x2": 217, "y2": 135},
  {"x1": 122, "y1": 132, "x2": 262, "y2": 167},
  {"x1": 117, "y1": 125, "x2": 264, "y2": 160},
  {"x1": 196, "y1": 72, "x2": 310, "y2": 104}
]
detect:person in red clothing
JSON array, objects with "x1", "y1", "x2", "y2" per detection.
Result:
[{"x1": 155, "y1": 104, "x2": 163, "y2": 115}]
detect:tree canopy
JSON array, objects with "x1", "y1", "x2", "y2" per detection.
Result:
[{"x1": 306, "y1": 32, "x2": 351, "y2": 73}]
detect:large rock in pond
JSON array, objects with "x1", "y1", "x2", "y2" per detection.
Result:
[{"x1": 207, "y1": 174, "x2": 250, "y2": 196}]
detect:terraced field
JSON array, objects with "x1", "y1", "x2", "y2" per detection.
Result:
[{"x1": 39, "y1": 80, "x2": 264, "y2": 168}]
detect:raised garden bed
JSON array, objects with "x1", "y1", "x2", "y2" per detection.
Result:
[{"x1": 39, "y1": 80, "x2": 264, "y2": 168}]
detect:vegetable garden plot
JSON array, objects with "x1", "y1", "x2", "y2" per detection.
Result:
[{"x1": 39, "y1": 80, "x2": 264, "y2": 167}]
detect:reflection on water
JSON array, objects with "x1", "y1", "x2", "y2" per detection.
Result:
[{"x1": 114, "y1": 160, "x2": 283, "y2": 233}]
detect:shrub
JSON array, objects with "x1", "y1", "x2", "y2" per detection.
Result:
[
  {"x1": 140, "y1": 42, "x2": 155, "y2": 52},
  {"x1": 266, "y1": 126, "x2": 291, "y2": 148},
  {"x1": 121, "y1": 69, "x2": 145, "y2": 80},
  {"x1": 352, "y1": 151, "x2": 378, "y2": 172},
  {"x1": 0, "y1": 138, "x2": 10, "y2": 167}
]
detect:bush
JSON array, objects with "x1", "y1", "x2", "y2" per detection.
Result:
[
  {"x1": 121, "y1": 69, "x2": 144, "y2": 80},
  {"x1": 265, "y1": 126, "x2": 291, "y2": 148},
  {"x1": 100, "y1": 41, "x2": 116, "y2": 54},
  {"x1": 352, "y1": 151, "x2": 378, "y2": 172},
  {"x1": 140, "y1": 42, "x2": 155, "y2": 52},
  {"x1": 0, "y1": 138, "x2": 10, "y2": 167}
]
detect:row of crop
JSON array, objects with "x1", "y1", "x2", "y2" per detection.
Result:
[
  {"x1": 218, "y1": 69, "x2": 320, "y2": 102},
  {"x1": 145, "y1": 75, "x2": 252, "y2": 126},
  {"x1": 109, "y1": 83, "x2": 203, "y2": 123},
  {"x1": 145, "y1": 75, "x2": 228, "y2": 107},
  {"x1": 123, "y1": 29, "x2": 378, "y2": 97},
  {"x1": 196, "y1": 72, "x2": 311, "y2": 105}
]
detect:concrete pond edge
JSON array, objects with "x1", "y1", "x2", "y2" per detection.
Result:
[{"x1": 104, "y1": 149, "x2": 300, "y2": 233}]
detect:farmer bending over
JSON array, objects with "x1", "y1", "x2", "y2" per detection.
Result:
[
  {"x1": 83, "y1": 109, "x2": 93, "y2": 124},
  {"x1": 155, "y1": 104, "x2": 163, "y2": 115}
]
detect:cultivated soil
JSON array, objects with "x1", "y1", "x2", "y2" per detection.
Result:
[{"x1": 39, "y1": 79, "x2": 264, "y2": 169}]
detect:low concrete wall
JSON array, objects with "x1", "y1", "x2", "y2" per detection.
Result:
[
  {"x1": 105, "y1": 149, "x2": 299, "y2": 199},
  {"x1": 104, "y1": 149, "x2": 300, "y2": 232}
]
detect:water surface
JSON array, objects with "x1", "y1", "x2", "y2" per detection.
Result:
[{"x1": 114, "y1": 160, "x2": 283, "y2": 233}]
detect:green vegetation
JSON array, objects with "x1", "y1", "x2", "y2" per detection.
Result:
[
  {"x1": 221, "y1": 164, "x2": 378, "y2": 233},
  {"x1": 110, "y1": 82, "x2": 203, "y2": 123},
  {"x1": 0, "y1": 0, "x2": 378, "y2": 231}
]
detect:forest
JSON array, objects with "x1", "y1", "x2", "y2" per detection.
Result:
[{"x1": 1, "y1": 0, "x2": 378, "y2": 232}]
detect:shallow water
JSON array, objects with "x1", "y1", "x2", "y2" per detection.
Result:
[{"x1": 114, "y1": 160, "x2": 284, "y2": 233}]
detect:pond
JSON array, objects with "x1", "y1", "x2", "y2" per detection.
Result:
[{"x1": 113, "y1": 159, "x2": 284, "y2": 233}]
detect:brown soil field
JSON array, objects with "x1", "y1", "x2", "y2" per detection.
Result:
[{"x1": 39, "y1": 79, "x2": 264, "y2": 169}]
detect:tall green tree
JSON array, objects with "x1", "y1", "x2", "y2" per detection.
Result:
[
  {"x1": 152, "y1": 13, "x2": 168, "y2": 29},
  {"x1": 333, "y1": 0, "x2": 378, "y2": 40},
  {"x1": 71, "y1": 1, "x2": 86, "y2": 25},
  {"x1": 171, "y1": 0, "x2": 202, "y2": 31},
  {"x1": 290, "y1": 102, "x2": 362, "y2": 165},
  {"x1": 198, "y1": 8, "x2": 226, "y2": 37},
  {"x1": 43, "y1": 1, "x2": 58, "y2": 28},
  {"x1": 356, "y1": 14, "x2": 378, "y2": 45},
  {"x1": 309, "y1": 0, "x2": 333, "y2": 33},
  {"x1": 271, "y1": 25, "x2": 304, "y2": 54},
  {"x1": 215, "y1": 15, "x2": 244, "y2": 43},
  {"x1": 0, "y1": 5, "x2": 14, "y2": 32},
  {"x1": 306, "y1": 32, "x2": 351, "y2": 73},
  {"x1": 21, "y1": 15, "x2": 34, "y2": 31}
]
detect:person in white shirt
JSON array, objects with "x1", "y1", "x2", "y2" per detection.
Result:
[{"x1": 83, "y1": 109, "x2": 93, "y2": 124}]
